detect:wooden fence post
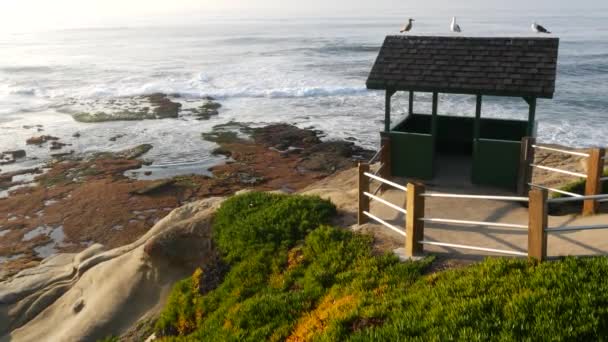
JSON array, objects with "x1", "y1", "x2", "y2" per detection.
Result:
[
  {"x1": 358, "y1": 163, "x2": 370, "y2": 225},
  {"x1": 406, "y1": 182, "x2": 425, "y2": 257},
  {"x1": 380, "y1": 135, "x2": 392, "y2": 191},
  {"x1": 528, "y1": 188, "x2": 548, "y2": 261},
  {"x1": 583, "y1": 148, "x2": 605, "y2": 216},
  {"x1": 517, "y1": 137, "x2": 536, "y2": 196}
]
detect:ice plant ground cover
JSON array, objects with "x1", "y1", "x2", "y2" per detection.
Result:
[{"x1": 154, "y1": 192, "x2": 608, "y2": 341}]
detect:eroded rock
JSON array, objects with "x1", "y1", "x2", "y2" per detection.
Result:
[{"x1": 0, "y1": 151, "x2": 24, "y2": 166}]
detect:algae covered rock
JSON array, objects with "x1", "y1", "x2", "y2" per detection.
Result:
[
  {"x1": 182, "y1": 97, "x2": 223, "y2": 120},
  {"x1": 72, "y1": 93, "x2": 181, "y2": 123}
]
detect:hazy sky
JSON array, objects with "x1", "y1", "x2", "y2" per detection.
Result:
[{"x1": 1, "y1": 0, "x2": 607, "y2": 32}]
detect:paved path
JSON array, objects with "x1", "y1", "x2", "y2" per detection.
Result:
[
  {"x1": 302, "y1": 166, "x2": 608, "y2": 260},
  {"x1": 365, "y1": 185, "x2": 608, "y2": 259}
]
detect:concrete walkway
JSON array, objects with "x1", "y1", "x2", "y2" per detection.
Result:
[{"x1": 365, "y1": 183, "x2": 608, "y2": 260}]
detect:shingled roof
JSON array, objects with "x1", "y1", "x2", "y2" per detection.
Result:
[{"x1": 366, "y1": 36, "x2": 559, "y2": 98}]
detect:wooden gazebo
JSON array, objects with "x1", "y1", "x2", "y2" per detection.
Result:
[{"x1": 366, "y1": 36, "x2": 559, "y2": 190}]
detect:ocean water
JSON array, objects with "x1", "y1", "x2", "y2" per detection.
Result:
[{"x1": 1, "y1": 12, "x2": 607, "y2": 177}]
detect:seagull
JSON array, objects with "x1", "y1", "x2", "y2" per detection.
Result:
[
  {"x1": 450, "y1": 17, "x2": 461, "y2": 33},
  {"x1": 400, "y1": 19, "x2": 415, "y2": 33},
  {"x1": 532, "y1": 22, "x2": 551, "y2": 34}
]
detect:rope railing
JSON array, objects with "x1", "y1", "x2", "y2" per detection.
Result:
[
  {"x1": 530, "y1": 164, "x2": 587, "y2": 178},
  {"x1": 418, "y1": 240, "x2": 528, "y2": 257},
  {"x1": 529, "y1": 183, "x2": 582, "y2": 198},
  {"x1": 364, "y1": 172, "x2": 408, "y2": 192},
  {"x1": 364, "y1": 192, "x2": 407, "y2": 215},
  {"x1": 362, "y1": 211, "x2": 406, "y2": 237},
  {"x1": 420, "y1": 192, "x2": 529, "y2": 202},
  {"x1": 368, "y1": 146, "x2": 384, "y2": 164},
  {"x1": 420, "y1": 217, "x2": 528, "y2": 230},
  {"x1": 372, "y1": 163, "x2": 384, "y2": 177},
  {"x1": 357, "y1": 153, "x2": 607, "y2": 261},
  {"x1": 532, "y1": 145, "x2": 590, "y2": 158},
  {"x1": 370, "y1": 164, "x2": 385, "y2": 196},
  {"x1": 546, "y1": 224, "x2": 608, "y2": 233},
  {"x1": 548, "y1": 193, "x2": 608, "y2": 203}
]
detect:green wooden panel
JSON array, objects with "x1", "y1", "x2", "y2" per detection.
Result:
[
  {"x1": 472, "y1": 139, "x2": 522, "y2": 190},
  {"x1": 389, "y1": 131, "x2": 434, "y2": 179},
  {"x1": 395, "y1": 114, "x2": 528, "y2": 150},
  {"x1": 479, "y1": 118, "x2": 528, "y2": 141}
]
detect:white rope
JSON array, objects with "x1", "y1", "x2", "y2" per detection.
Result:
[
  {"x1": 368, "y1": 146, "x2": 384, "y2": 164},
  {"x1": 532, "y1": 145, "x2": 590, "y2": 158},
  {"x1": 372, "y1": 163, "x2": 384, "y2": 177},
  {"x1": 420, "y1": 217, "x2": 527, "y2": 230},
  {"x1": 419, "y1": 240, "x2": 527, "y2": 256},
  {"x1": 364, "y1": 192, "x2": 407, "y2": 215},
  {"x1": 364, "y1": 172, "x2": 408, "y2": 192},
  {"x1": 548, "y1": 193, "x2": 608, "y2": 203},
  {"x1": 530, "y1": 164, "x2": 587, "y2": 178},
  {"x1": 529, "y1": 183, "x2": 583, "y2": 198},
  {"x1": 547, "y1": 224, "x2": 608, "y2": 233},
  {"x1": 363, "y1": 211, "x2": 406, "y2": 237},
  {"x1": 600, "y1": 176, "x2": 608, "y2": 182},
  {"x1": 421, "y1": 192, "x2": 529, "y2": 202}
]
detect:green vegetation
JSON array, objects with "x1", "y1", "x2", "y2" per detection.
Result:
[
  {"x1": 156, "y1": 192, "x2": 608, "y2": 341},
  {"x1": 212, "y1": 192, "x2": 337, "y2": 263},
  {"x1": 96, "y1": 336, "x2": 119, "y2": 342},
  {"x1": 554, "y1": 169, "x2": 608, "y2": 198}
]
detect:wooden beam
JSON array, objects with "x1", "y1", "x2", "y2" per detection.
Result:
[
  {"x1": 517, "y1": 137, "x2": 536, "y2": 196},
  {"x1": 528, "y1": 188, "x2": 548, "y2": 261},
  {"x1": 583, "y1": 148, "x2": 605, "y2": 216},
  {"x1": 527, "y1": 97, "x2": 537, "y2": 137},
  {"x1": 474, "y1": 95, "x2": 482, "y2": 140},
  {"x1": 406, "y1": 182, "x2": 426, "y2": 257},
  {"x1": 358, "y1": 163, "x2": 370, "y2": 225},
  {"x1": 408, "y1": 91, "x2": 414, "y2": 115}
]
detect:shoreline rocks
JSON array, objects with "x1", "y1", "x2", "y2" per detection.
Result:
[
  {"x1": 0, "y1": 123, "x2": 372, "y2": 281},
  {"x1": 26, "y1": 135, "x2": 59, "y2": 146},
  {"x1": 202, "y1": 122, "x2": 375, "y2": 175}
]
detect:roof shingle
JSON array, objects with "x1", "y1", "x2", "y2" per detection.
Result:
[{"x1": 366, "y1": 36, "x2": 559, "y2": 98}]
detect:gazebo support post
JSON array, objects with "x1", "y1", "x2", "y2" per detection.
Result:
[
  {"x1": 384, "y1": 89, "x2": 396, "y2": 132},
  {"x1": 517, "y1": 137, "x2": 536, "y2": 196},
  {"x1": 408, "y1": 91, "x2": 414, "y2": 115},
  {"x1": 474, "y1": 95, "x2": 482, "y2": 140},
  {"x1": 431, "y1": 92, "x2": 439, "y2": 174},
  {"x1": 381, "y1": 89, "x2": 396, "y2": 185},
  {"x1": 525, "y1": 97, "x2": 537, "y2": 137},
  {"x1": 431, "y1": 92, "x2": 438, "y2": 137}
]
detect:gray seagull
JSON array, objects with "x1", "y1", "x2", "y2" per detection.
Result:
[
  {"x1": 400, "y1": 18, "x2": 415, "y2": 33},
  {"x1": 532, "y1": 22, "x2": 551, "y2": 34}
]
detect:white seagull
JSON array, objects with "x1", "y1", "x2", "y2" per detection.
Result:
[
  {"x1": 451, "y1": 17, "x2": 462, "y2": 33},
  {"x1": 400, "y1": 19, "x2": 415, "y2": 33},
  {"x1": 532, "y1": 22, "x2": 551, "y2": 34}
]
